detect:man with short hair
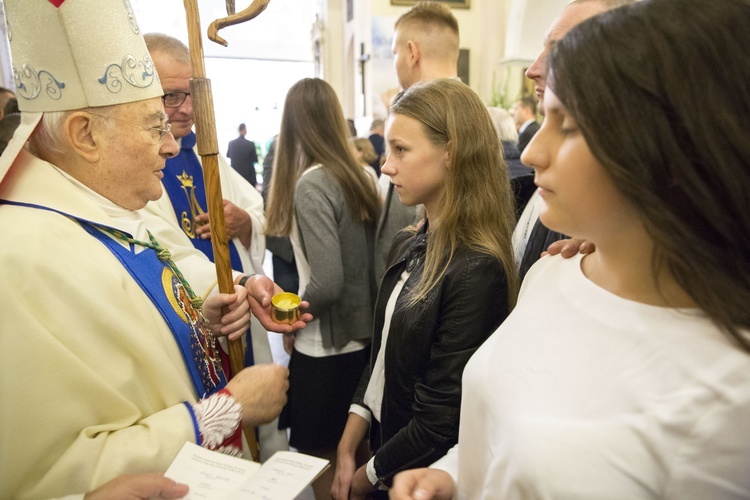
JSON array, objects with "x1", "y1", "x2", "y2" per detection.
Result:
[
  {"x1": 513, "y1": 0, "x2": 637, "y2": 280},
  {"x1": 374, "y1": 1, "x2": 459, "y2": 282},
  {"x1": 227, "y1": 122, "x2": 260, "y2": 187},
  {"x1": 143, "y1": 33, "x2": 266, "y2": 285},
  {"x1": 513, "y1": 96, "x2": 540, "y2": 153},
  {"x1": 391, "y1": 1, "x2": 460, "y2": 89},
  {"x1": 0, "y1": 1, "x2": 291, "y2": 497}
]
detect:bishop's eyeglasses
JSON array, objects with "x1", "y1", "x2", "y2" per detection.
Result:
[{"x1": 88, "y1": 112, "x2": 172, "y2": 144}]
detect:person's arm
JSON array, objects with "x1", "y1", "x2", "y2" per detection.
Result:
[
  {"x1": 293, "y1": 179, "x2": 345, "y2": 317},
  {"x1": 336, "y1": 363, "x2": 375, "y2": 499},
  {"x1": 390, "y1": 440, "x2": 459, "y2": 499},
  {"x1": 331, "y1": 412, "x2": 371, "y2": 500},
  {"x1": 366, "y1": 256, "x2": 510, "y2": 487},
  {"x1": 195, "y1": 198, "x2": 254, "y2": 249},
  {"x1": 235, "y1": 273, "x2": 313, "y2": 334},
  {"x1": 142, "y1": 191, "x2": 310, "y2": 334},
  {"x1": 389, "y1": 469, "x2": 454, "y2": 500},
  {"x1": 193, "y1": 153, "x2": 266, "y2": 272}
]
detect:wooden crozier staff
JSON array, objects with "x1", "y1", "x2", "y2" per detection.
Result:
[{"x1": 182, "y1": 0, "x2": 271, "y2": 462}]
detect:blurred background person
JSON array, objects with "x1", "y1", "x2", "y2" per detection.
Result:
[
  {"x1": 487, "y1": 106, "x2": 528, "y2": 178},
  {"x1": 352, "y1": 136, "x2": 382, "y2": 181},
  {"x1": 375, "y1": 1, "x2": 461, "y2": 283},
  {"x1": 367, "y1": 118, "x2": 385, "y2": 177},
  {"x1": 512, "y1": 96, "x2": 540, "y2": 153},
  {"x1": 487, "y1": 106, "x2": 535, "y2": 221},
  {"x1": 227, "y1": 122, "x2": 260, "y2": 188}
]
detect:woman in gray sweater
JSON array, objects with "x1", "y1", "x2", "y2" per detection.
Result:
[{"x1": 265, "y1": 78, "x2": 381, "y2": 498}]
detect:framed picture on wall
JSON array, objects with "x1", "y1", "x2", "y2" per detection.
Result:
[{"x1": 391, "y1": 0, "x2": 470, "y2": 8}]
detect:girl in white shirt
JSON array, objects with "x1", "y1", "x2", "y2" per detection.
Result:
[{"x1": 392, "y1": 0, "x2": 750, "y2": 498}]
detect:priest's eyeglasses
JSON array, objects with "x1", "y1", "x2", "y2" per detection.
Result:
[
  {"x1": 88, "y1": 112, "x2": 173, "y2": 143},
  {"x1": 162, "y1": 92, "x2": 191, "y2": 108}
]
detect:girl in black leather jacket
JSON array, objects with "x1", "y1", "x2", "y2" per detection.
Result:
[{"x1": 332, "y1": 79, "x2": 520, "y2": 498}]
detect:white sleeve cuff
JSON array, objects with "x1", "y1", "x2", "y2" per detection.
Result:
[
  {"x1": 365, "y1": 456, "x2": 379, "y2": 486},
  {"x1": 429, "y1": 443, "x2": 459, "y2": 485},
  {"x1": 349, "y1": 404, "x2": 372, "y2": 424},
  {"x1": 191, "y1": 392, "x2": 242, "y2": 453}
]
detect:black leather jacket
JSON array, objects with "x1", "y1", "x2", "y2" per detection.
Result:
[{"x1": 353, "y1": 225, "x2": 511, "y2": 486}]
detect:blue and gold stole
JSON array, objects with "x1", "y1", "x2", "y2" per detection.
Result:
[
  {"x1": 81, "y1": 222, "x2": 228, "y2": 398},
  {"x1": 0, "y1": 199, "x2": 227, "y2": 398},
  {"x1": 162, "y1": 131, "x2": 243, "y2": 272}
]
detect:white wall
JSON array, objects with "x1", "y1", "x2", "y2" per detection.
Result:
[
  {"x1": 129, "y1": 0, "x2": 316, "y2": 152},
  {"x1": 322, "y1": 0, "x2": 501, "y2": 121},
  {"x1": 321, "y1": 0, "x2": 569, "y2": 120},
  {"x1": 0, "y1": 0, "x2": 568, "y2": 126}
]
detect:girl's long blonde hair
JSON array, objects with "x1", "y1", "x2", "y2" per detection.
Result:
[{"x1": 391, "y1": 79, "x2": 519, "y2": 307}]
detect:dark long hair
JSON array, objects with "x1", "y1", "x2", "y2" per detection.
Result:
[{"x1": 549, "y1": 0, "x2": 750, "y2": 350}]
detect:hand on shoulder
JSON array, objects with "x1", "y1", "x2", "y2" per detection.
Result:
[{"x1": 543, "y1": 237, "x2": 595, "y2": 258}]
